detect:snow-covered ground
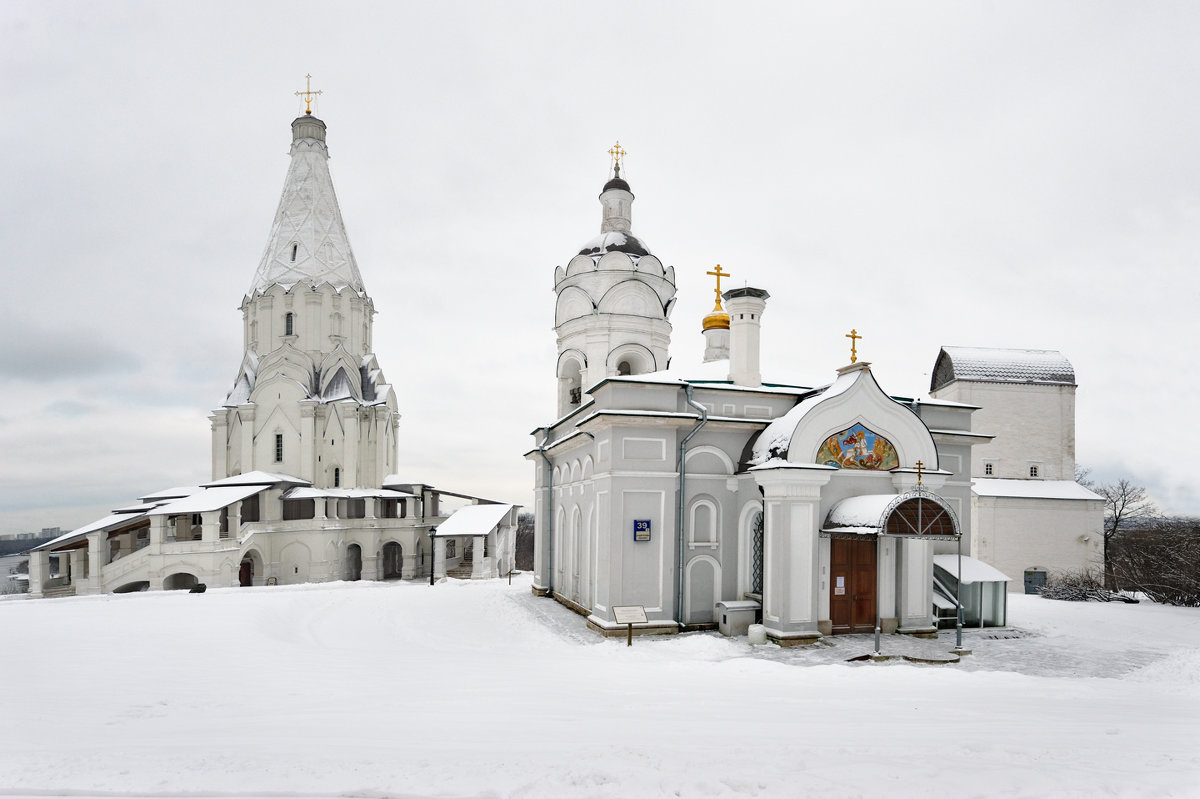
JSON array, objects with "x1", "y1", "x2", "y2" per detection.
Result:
[{"x1": 1, "y1": 575, "x2": 1197, "y2": 799}]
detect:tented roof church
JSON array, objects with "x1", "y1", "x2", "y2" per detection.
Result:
[
  {"x1": 527, "y1": 151, "x2": 1102, "y2": 642},
  {"x1": 28, "y1": 105, "x2": 517, "y2": 596}
]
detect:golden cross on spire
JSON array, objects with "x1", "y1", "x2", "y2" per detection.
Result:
[
  {"x1": 915, "y1": 460, "x2": 925, "y2": 486},
  {"x1": 295, "y1": 74, "x2": 323, "y2": 115},
  {"x1": 845, "y1": 329, "x2": 863, "y2": 363},
  {"x1": 608, "y1": 141, "x2": 626, "y2": 177},
  {"x1": 706, "y1": 265, "x2": 730, "y2": 312}
]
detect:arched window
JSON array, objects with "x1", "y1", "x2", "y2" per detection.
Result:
[
  {"x1": 285, "y1": 312, "x2": 295, "y2": 336},
  {"x1": 333, "y1": 467, "x2": 341, "y2": 488},
  {"x1": 290, "y1": 243, "x2": 298, "y2": 262},
  {"x1": 751, "y1": 511, "x2": 764, "y2": 594},
  {"x1": 617, "y1": 360, "x2": 632, "y2": 376}
]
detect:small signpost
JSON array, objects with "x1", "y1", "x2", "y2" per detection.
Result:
[{"x1": 612, "y1": 605, "x2": 648, "y2": 647}]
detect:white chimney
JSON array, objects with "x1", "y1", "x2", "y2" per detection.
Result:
[{"x1": 724, "y1": 287, "x2": 769, "y2": 386}]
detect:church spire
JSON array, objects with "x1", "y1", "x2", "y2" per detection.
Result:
[{"x1": 247, "y1": 107, "x2": 365, "y2": 296}]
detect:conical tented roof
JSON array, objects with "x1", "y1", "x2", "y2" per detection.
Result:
[{"x1": 248, "y1": 115, "x2": 365, "y2": 295}]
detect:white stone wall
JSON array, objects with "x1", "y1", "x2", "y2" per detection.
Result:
[
  {"x1": 974, "y1": 495, "x2": 1104, "y2": 590},
  {"x1": 932, "y1": 381, "x2": 1075, "y2": 480}
]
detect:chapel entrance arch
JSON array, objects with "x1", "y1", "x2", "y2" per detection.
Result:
[
  {"x1": 239, "y1": 550, "x2": 264, "y2": 587},
  {"x1": 382, "y1": 542, "x2": 403, "y2": 580},
  {"x1": 829, "y1": 537, "x2": 877, "y2": 634}
]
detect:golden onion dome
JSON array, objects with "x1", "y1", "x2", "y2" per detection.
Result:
[{"x1": 702, "y1": 310, "x2": 730, "y2": 331}]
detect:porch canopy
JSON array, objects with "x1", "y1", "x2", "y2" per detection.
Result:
[
  {"x1": 933, "y1": 554, "x2": 1010, "y2": 584},
  {"x1": 431, "y1": 504, "x2": 515, "y2": 536},
  {"x1": 822, "y1": 490, "x2": 961, "y2": 540}
]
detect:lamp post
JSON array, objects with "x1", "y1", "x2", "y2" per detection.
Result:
[{"x1": 428, "y1": 527, "x2": 437, "y2": 586}]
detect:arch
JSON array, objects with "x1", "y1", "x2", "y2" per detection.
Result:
[
  {"x1": 346, "y1": 543, "x2": 363, "y2": 581},
  {"x1": 279, "y1": 541, "x2": 312, "y2": 585},
  {"x1": 685, "y1": 445, "x2": 735, "y2": 476},
  {"x1": 633, "y1": 254, "x2": 664, "y2": 277},
  {"x1": 569, "y1": 460, "x2": 582, "y2": 483},
  {"x1": 688, "y1": 496, "x2": 720, "y2": 547},
  {"x1": 581, "y1": 456, "x2": 594, "y2": 481},
  {"x1": 684, "y1": 555, "x2": 721, "y2": 625},
  {"x1": 564, "y1": 254, "x2": 598, "y2": 278},
  {"x1": 382, "y1": 541, "x2": 403, "y2": 579},
  {"x1": 555, "y1": 286, "x2": 595, "y2": 326},
  {"x1": 596, "y1": 279, "x2": 662, "y2": 317},
  {"x1": 606, "y1": 343, "x2": 656, "y2": 377},
  {"x1": 570, "y1": 506, "x2": 583, "y2": 603},
  {"x1": 557, "y1": 349, "x2": 586, "y2": 414},
  {"x1": 596, "y1": 251, "x2": 636, "y2": 272},
  {"x1": 239, "y1": 549, "x2": 264, "y2": 587},
  {"x1": 737, "y1": 502, "x2": 765, "y2": 596},
  {"x1": 163, "y1": 572, "x2": 198, "y2": 591}
]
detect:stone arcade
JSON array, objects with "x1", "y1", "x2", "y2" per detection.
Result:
[
  {"x1": 528, "y1": 154, "x2": 1101, "y2": 642},
  {"x1": 28, "y1": 109, "x2": 517, "y2": 597}
]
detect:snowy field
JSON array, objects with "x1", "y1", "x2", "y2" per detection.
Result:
[{"x1": 1, "y1": 575, "x2": 1197, "y2": 799}]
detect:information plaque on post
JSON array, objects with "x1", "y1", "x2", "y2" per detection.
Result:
[{"x1": 612, "y1": 605, "x2": 648, "y2": 647}]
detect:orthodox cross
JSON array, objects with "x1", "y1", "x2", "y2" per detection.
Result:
[
  {"x1": 608, "y1": 141, "x2": 626, "y2": 177},
  {"x1": 915, "y1": 460, "x2": 925, "y2": 486},
  {"x1": 706, "y1": 265, "x2": 730, "y2": 311},
  {"x1": 845, "y1": 329, "x2": 863, "y2": 363},
  {"x1": 295, "y1": 74, "x2": 322, "y2": 115}
]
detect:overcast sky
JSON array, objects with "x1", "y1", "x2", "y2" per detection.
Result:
[{"x1": 2, "y1": 1, "x2": 1198, "y2": 535}]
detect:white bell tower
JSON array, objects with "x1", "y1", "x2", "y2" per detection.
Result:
[{"x1": 552, "y1": 144, "x2": 677, "y2": 417}]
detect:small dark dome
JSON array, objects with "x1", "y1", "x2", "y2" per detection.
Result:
[{"x1": 602, "y1": 176, "x2": 631, "y2": 193}]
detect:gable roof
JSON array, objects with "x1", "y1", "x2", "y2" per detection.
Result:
[{"x1": 931, "y1": 347, "x2": 1075, "y2": 393}]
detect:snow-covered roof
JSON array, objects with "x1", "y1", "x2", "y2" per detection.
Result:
[
  {"x1": 931, "y1": 347, "x2": 1075, "y2": 392},
  {"x1": 138, "y1": 486, "x2": 204, "y2": 502},
  {"x1": 202, "y1": 471, "x2": 310, "y2": 488},
  {"x1": 822, "y1": 494, "x2": 899, "y2": 534},
  {"x1": 432, "y1": 504, "x2": 515, "y2": 537},
  {"x1": 148, "y1": 484, "x2": 266, "y2": 516},
  {"x1": 933, "y1": 554, "x2": 1011, "y2": 584},
  {"x1": 972, "y1": 479, "x2": 1101, "y2": 501},
  {"x1": 247, "y1": 115, "x2": 365, "y2": 297},
  {"x1": 281, "y1": 487, "x2": 417, "y2": 500},
  {"x1": 34, "y1": 513, "x2": 150, "y2": 552}
]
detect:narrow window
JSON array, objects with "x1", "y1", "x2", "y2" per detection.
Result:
[
  {"x1": 617, "y1": 361, "x2": 632, "y2": 376},
  {"x1": 291, "y1": 243, "x2": 298, "y2": 262},
  {"x1": 275, "y1": 434, "x2": 283, "y2": 462},
  {"x1": 984, "y1": 463, "x2": 994, "y2": 476},
  {"x1": 285, "y1": 312, "x2": 294, "y2": 336},
  {"x1": 1029, "y1": 465, "x2": 1039, "y2": 478},
  {"x1": 333, "y1": 468, "x2": 341, "y2": 488}
]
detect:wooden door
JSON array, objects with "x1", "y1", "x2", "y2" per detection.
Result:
[{"x1": 829, "y1": 537, "x2": 877, "y2": 634}]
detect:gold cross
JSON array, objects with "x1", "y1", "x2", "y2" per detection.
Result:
[
  {"x1": 915, "y1": 460, "x2": 924, "y2": 486},
  {"x1": 706, "y1": 265, "x2": 730, "y2": 312},
  {"x1": 295, "y1": 74, "x2": 323, "y2": 115},
  {"x1": 845, "y1": 329, "x2": 863, "y2": 363},
  {"x1": 608, "y1": 141, "x2": 626, "y2": 177}
]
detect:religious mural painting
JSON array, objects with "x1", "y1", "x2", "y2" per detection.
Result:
[{"x1": 816, "y1": 423, "x2": 899, "y2": 470}]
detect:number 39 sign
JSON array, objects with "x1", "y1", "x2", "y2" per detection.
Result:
[{"x1": 633, "y1": 519, "x2": 651, "y2": 542}]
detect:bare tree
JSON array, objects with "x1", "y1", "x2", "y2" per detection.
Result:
[{"x1": 1097, "y1": 479, "x2": 1158, "y2": 589}]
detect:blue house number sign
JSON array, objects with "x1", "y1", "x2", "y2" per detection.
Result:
[{"x1": 633, "y1": 519, "x2": 652, "y2": 542}]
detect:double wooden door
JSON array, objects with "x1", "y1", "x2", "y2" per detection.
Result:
[{"x1": 830, "y1": 537, "x2": 877, "y2": 634}]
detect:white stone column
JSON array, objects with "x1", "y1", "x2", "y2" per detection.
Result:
[
  {"x1": 472, "y1": 535, "x2": 487, "y2": 579},
  {"x1": 70, "y1": 550, "x2": 86, "y2": 591},
  {"x1": 29, "y1": 550, "x2": 49, "y2": 597},
  {"x1": 366, "y1": 498, "x2": 377, "y2": 520},
  {"x1": 229, "y1": 502, "x2": 242, "y2": 535},
  {"x1": 201, "y1": 511, "x2": 220, "y2": 543},
  {"x1": 752, "y1": 465, "x2": 834, "y2": 646},
  {"x1": 433, "y1": 536, "x2": 447, "y2": 580},
  {"x1": 86, "y1": 534, "x2": 103, "y2": 594},
  {"x1": 238, "y1": 405, "x2": 255, "y2": 473},
  {"x1": 343, "y1": 408, "x2": 359, "y2": 487},
  {"x1": 149, "y1": 515, "x2": 167, "y2": 552},
  {"x1": 361, "y1": 551, "x2": 379, "y2": 582},
  {"x1": 313, "y1": 497, "x2": 326, "y2": 520}
]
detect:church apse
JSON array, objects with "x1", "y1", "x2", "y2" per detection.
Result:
[{"x1": 816, "y1": 423, "x2": 899, "y2": 470}]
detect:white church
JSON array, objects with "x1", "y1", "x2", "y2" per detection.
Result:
[
  {"x1": 28, "y1": 107, "x2": 517, "y2": 597},
  {"x1": 527, "y1": 154, "x2": 1102, "y2": 642}
]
